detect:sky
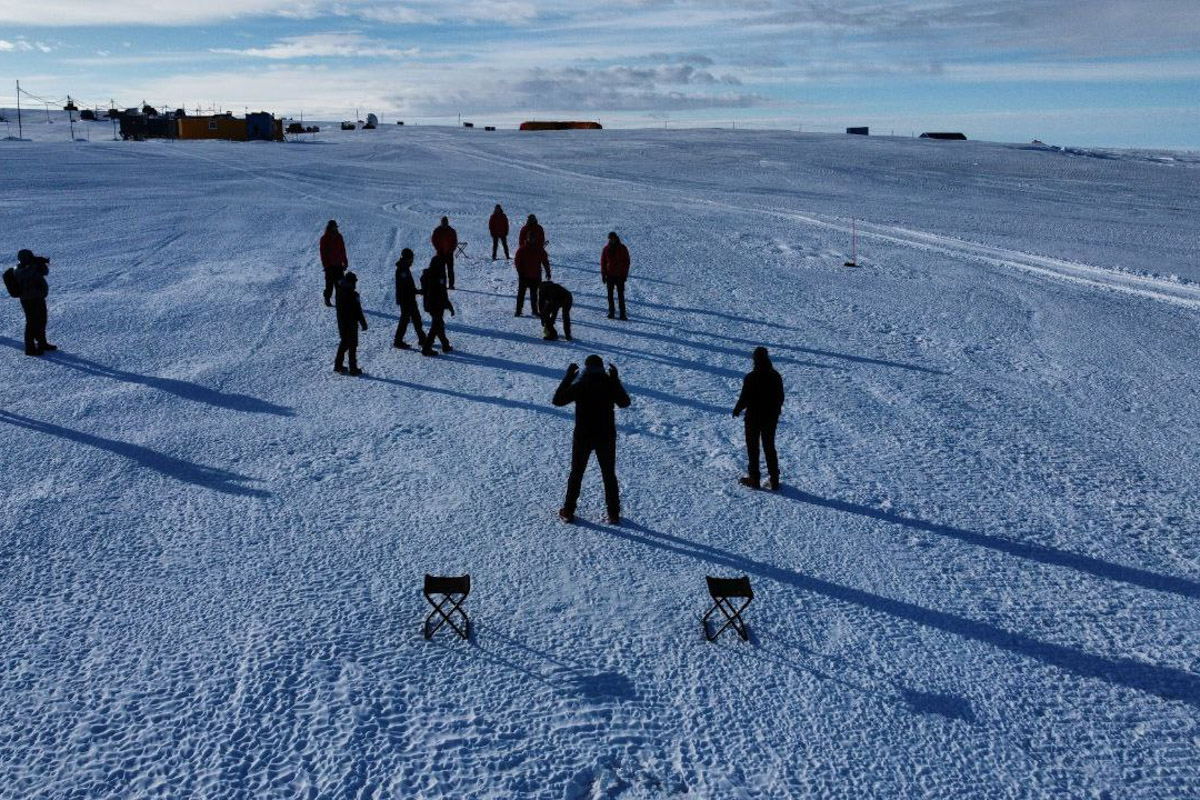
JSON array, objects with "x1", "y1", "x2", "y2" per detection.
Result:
[{"x1": 1, "y1": 0, "x2": 1198, "y2": 148}]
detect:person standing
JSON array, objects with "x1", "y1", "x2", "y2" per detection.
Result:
[
  {"x1": 12, "y1": 249, "x2": 55, "y2": 356},
  {"x1": 519, "y1": 214, "x2": 545, "y2": 249},
  {"x1": 320, "y1": 220, "x2": 348, "y2": 306},
  {"x1": 732, "y1": 347, "x2": 785, "y2": 490},
  {"x1": 334, "y1": 272, "x2": 368, "y2": 376},
  {"x1": 489, "y1": 204, "x2": 510, "y2": 261},
  {"x1": 393, "y1": 248, "x2": 436, "y2": 356},
  {"x1": 553, "y1": 355, "x2": 631, "y2": 524},
  {"x1": 421, "y1": 255, "x2": 455, "y2": 353},
  {"x1": 601, "y1": 231, "x2": 630, "y2": 320},
  {"x1": 513, "y1": 241, "x2": 551, "y2": 317},
  {"x1": 538, "y1": 280, "x2": 573, "y2": 341},
  {"x1": 431, "y1": 216, "x2": 458, "y2": 289}
]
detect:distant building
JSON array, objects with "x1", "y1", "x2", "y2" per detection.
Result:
[
  {"x1": 920, "y1": 132, "x2": 968, "y2": 140},
  {"x1": 519, "y1": 121, "x2": 602, "y2": 131},
  {"x1": 846, "y1": 127, "x2": 869, "y2": 136},
  {"x1": 176, "y1": 113, "x2": 282, "y2": 141}
]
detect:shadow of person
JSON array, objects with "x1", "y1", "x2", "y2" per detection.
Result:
[
  {"x1": 777, "y1": 486, "x2": 1200, "y2": 600},
  {"x1": 0, "y1": 337, "x2": 294, "y2": 417},
  {"x1": 586, "y1": 519, "x2": 1200, "y2": 707},
  {"x1": 0, "y1": 410, "x2": 270, "y2": 498}
]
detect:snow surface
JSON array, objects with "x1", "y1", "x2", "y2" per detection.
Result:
[{"x1": 1, "y1": 122, "x2": 1199, "y2": 799}]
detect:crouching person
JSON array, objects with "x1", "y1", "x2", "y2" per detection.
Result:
[{"x1": 538, "y1": 280, "x2": 573, "y2": 341}]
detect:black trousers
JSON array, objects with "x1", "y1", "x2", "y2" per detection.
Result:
[
  {"x1": 20, "y1": 298, "x2": 48, "y2": 353},
  {"x1": 394, "y1": 299, "x2": 427, "y2": 347},
  {"x1": 540, "y1": 298, "x2": 572, "y2": 340},
  {"x1": 606, "y1": 278, "x2": 627, "y2": 319},
  {"x1": 563, "y1": 434, "x2": 620, "y2": 516},
  {"x1": 516, "y1": 276, "x2": 541, "y2": 314},
  {"x1": 745, "y1": 416, "x2": 779, "y2": 481},
  {"x1": 335, "y1": 327, "x2": 359, "y2": 371},
  {"x1": 492, "y1": 235, "x2": 509, "y2": 259},
  {"x1": 323, "y1": 267, "x2": 344, "y2": 302},
  {"x1": 427, "y1": 310, "x2": 450, "y2": 349},
  {"x1": 441, "y1": 254, "x2": 455, "y2": 289}
]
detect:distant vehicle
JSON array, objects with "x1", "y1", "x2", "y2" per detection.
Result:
[
  {"x1": 846, "y1": 127, "x2": 869, "y2": 136},
  {"x1": 341, "y1": 121, "x2": 356, "y2": 131},
  {"x1": 80, "y1": 110, "x2": 97, "y2": 121},
  {"x1": 364, "y1": 113, "x2": 379, "y2": 129}
]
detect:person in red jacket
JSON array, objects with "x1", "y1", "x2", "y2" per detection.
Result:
[
  {"x1": 319, "y1": 220, "x2": 348, "y2": 306},
  {"x1": 519, "y1": 214, "x2": 545, "y2": 249},
  {"x1": 513, "y1": 242, "x2": 550, "y2": 317},
  {"x1": 489, "y1": 204, "x2": 510, "y2": 261},
  {"x1": 431, "y1": 216, "x2": 458, "y2": 289},
  {"x1": 601, "y1": 231, "x2": 630, "y2": 320}
]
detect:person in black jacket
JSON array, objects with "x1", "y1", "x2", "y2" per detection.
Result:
[
  {"x1": 13, "y1": 249, "x2": 55, "y2": 356},
  {"x1": 334, "y1": 271, "x2": 368, "y2": 375},
  {"x1": 393, "y1": 249, "x2": 436, "y2": 356},
  {"x1": 421, "y1": 255, "x2": 455, "y2": 353},
  {"x1": 553, "y1": 355, "x2": 631, "y2": 524},
  {"x1": 732, "y1": 346, "x2": 785, "y2": 489},
  {"x1": 538, "y1": 280, "x2": 572, "y2": 341}
]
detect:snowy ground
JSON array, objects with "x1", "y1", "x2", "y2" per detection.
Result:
[{"x1": 1, "y1": 121, "x2": 1199, "y2": 799}]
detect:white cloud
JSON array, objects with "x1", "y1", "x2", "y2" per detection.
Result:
[
  {"x1": 0, "y1": 0, "x2": 307, "y2": 25},
  {"x1": 213, "y1": 32, "x2": 419, "y2": 60},
  {"x1": 0, "y1": 40, "x2": 14, "y2": 52}
]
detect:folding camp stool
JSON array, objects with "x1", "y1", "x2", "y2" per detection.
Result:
[
  {"x1": 703, "y1": 576, "x2": 753, "y2": 642},
  {"x1": 424, "y1": 574, "x2": 471, "y2": 640},
  {"x1": 455, "y1": 241, "x2": 469, "y2": 260}
]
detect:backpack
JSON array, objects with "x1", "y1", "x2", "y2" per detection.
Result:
[{"x1": 2, "y1": 267, "x2": 21, "y2": 298}]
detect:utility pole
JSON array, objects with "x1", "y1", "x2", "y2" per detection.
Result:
[
  {"x1": 68, "y1": 96, "x2": 75, "y2": 141},
  {"x1": 15, "y1": 80, "x2": 22, "y2": 139}
]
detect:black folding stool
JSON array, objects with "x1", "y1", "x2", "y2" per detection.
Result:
[
  {"x1": 703, "y1": 575, "x2": 753, "y2": 642},
  {"x1": 424, "y1": 574, "x2": 471, "y2": 640}
]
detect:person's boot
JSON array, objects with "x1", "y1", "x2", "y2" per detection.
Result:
[
  {"x1": 40, "y1": 343, "x2": 57, "y2": 352},
  {"x1": 349, "y1": 367, "x2": 364, "y2": 376},
  {"x1": 768, "y1": 476, "x2": 780, "y2": 491},
  {"x1": 558, "y1": 508, "x2": 575, "y2": 524},
  {"x1": 25, "y1": 347, "x2": 43, "y2": 357},
  {"x1": 394, "y1": 340, "x2": 411, "y2": 349},
  {"x1": 605, "y1": 512, "x2": 621, "y2": 526},
  {"x1": 334, "y1": 363, "x2": 347, "y2": 374},
  {"x1": 421, "y1": 347, "x2": 439, "y2": 357},
  {"x1": 607, "y1": 310, "x2": 615, "y2": 319},
  {"x1": 442, "y1": 343, "x2": 454, "y2": 353},
  {"x1": 514, "y1": 309, "x2": 523, "y2": 317},
  {"x1": 739, "y1": 476, "x2": 760, "y2": 490}
]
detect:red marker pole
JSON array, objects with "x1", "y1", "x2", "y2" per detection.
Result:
[{"x1": 844, "y1": 219, "x2": 858, "y2": 267}]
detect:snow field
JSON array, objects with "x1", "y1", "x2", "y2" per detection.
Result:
[{"x1": 1, "y1": 125, "x2": 1198, "y2": 798}]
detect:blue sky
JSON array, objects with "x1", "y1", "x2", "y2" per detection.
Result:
[{"x1": 1, "y1": 0, "x2": 1198, "y2": 148}]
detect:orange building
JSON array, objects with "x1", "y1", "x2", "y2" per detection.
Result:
[{"x1": 177, "y1": 113, "x2": 284, "y2": 142}]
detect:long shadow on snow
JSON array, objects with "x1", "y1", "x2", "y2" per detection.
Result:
[
  {"x1": 568, "y1": 307, "x2": 945, "y2": 376},
  {"x1": 0, "y1": 337, "x2": 294, "y2": 417},
  {"x1": 778, "y1": 486, "x2": 1200, "y2": 600},
  {"x1": 0, "y1": 410, "x2": 270, "y2": 498},
  {"x1": 363, "y1": 370, "x2": 668, "y2": 440},
  {"x1": 591, "y1": 520, "x2": 1200, "y2": 707},
  {"x1": 446, "y1": 342, "x2": 730, "y2": 416}
]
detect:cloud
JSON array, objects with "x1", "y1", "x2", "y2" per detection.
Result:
[
  {"x1": 213, "y1": 32, "x2": 419, "y2": 60},
  {"x1": 0, "y1": 40, "x2": 14, "y2": 52},
  {"x1": 0, "y1": 0, "x2": 309, "y2": 26}
]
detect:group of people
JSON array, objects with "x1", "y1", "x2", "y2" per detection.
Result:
[
  {"x1": 318, "y1": 210, "x2": 636, "y2": 371},
  {"x1": 315, "y1": 207, "x2": 785, "y2": 519},
  {"x1": 4, "y1": 204, "x2": 782, "y2": 531}
]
